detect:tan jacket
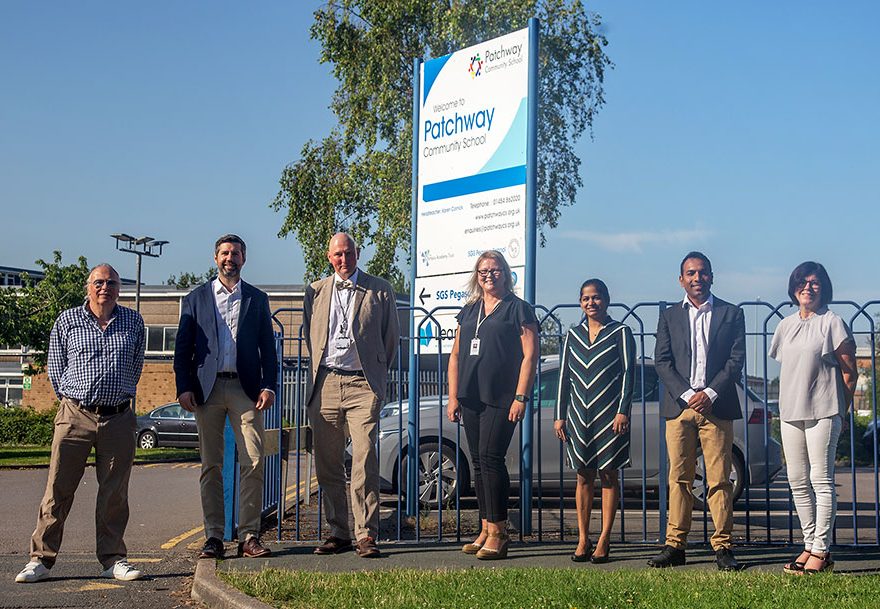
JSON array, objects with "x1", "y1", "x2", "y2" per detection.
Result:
[{"x1": 303, "y1": 270, "x2": 400, "y2": 402}]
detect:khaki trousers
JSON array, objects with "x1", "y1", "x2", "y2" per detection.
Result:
[
  {"x1": 665, "y1": 408, "x2": 734, "y2": 550},
  {"x1": 308, "y1": 368, "x2": 381, "y2": 541},
  {"x1": 195, "y1": 377, "x2": 265, "y2": 540},
  {"x1": 30, "y1": 398, "x2": 136, "y2": 569}
]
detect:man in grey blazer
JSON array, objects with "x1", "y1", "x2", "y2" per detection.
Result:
[
  {"x1": 648, "y1": 251, "x2": 745, "y2": 571},
  {"x1": 303, "y1": 232, "x2": 400, "y2": 558}
]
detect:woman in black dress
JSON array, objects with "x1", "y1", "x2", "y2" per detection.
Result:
[
  {"x1": 447, "y1": 250, "x2": 539, "y2": 560},
  {"x1": 554, "y1": 279, "x2": 635, "y2": 563}
]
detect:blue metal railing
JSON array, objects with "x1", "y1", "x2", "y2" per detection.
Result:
[{"x1": 219, "y1": 299, "x2": 880, "y2": 548}]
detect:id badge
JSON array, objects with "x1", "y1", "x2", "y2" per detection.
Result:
[
  {"x1": 335, "y1": 336, "x2": 353, "y2": 351},
  {"x1": 469, "y1": 338, "x2": 481, "y2": 356}
]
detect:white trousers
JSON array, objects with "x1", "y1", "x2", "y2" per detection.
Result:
[{"x1": 780, "y1": 415, "x2": 841, "y2": 553}]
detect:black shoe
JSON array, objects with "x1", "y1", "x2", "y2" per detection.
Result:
[
  {"x1": 199, "y1": 537, "x2": 225, "y2": 559},
  {"x1": 647, "y1": 545, "x2": 686, "y2": 568},
  {"x1": 715, "y1": 547, "x2": 740, "y2": 571}
]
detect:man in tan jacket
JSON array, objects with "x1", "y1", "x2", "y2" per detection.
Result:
[{"x1": 303, "y1": 233, "x2": 400, "y2": 558}]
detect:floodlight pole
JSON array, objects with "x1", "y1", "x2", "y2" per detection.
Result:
[{"x1": 110, "y1": 234, "x2": 169, "y2": 313}]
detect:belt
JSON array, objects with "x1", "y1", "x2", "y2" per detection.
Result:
[
  {"x1": 66, "y1": 397, "x2": 131, "y2": 416},
  {"x1": 319, "y1": 366, "x2": 365, "y2": 377},
  {"x1": 217, "y1": 371, "x2": 239, "y2": 379}
]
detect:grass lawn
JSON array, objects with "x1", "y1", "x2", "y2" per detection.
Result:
[
  {"x1": 221, "y1": 567, "x2": 880, "y2": 609},
  {"x1": 0, "y1": 445, "x2": 199, "y2": 467}
]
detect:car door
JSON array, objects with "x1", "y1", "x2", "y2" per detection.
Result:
[
  {"x1": 179, "y1": 408, "x2": 199, "y2": 448},
  {"x1": 155, "y1": 404, "x2": 184, "y2": 444},
  {"x1": 626, "y1": 363, "x2": 661, "y2": 488}
]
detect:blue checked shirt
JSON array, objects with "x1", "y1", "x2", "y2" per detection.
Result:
[{"x1": 47, "y1": 301, "x2": 145, "y2": 406}]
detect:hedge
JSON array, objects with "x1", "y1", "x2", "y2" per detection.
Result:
[{"x1": 0, "y1": 407, "x2": 57, "y2": 445}]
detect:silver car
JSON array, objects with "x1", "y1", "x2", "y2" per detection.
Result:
[{"x1": 376, "y1": 356, "x2": 783, "y2": 506}]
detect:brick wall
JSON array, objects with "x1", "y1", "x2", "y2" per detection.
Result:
[{"x1": 21, "y1": 361, "x2": 177, "y2": 414}]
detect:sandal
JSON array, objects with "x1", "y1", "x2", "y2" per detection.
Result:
[
  {"x1": 803, "y1": 552, "x2": 834, "y2": 574},
  {"x1": 462, "y1": 534, "x2": 486, "y2": 555},
  {"x1": 783, "y1": 550, "x2": 811, "y2": 574},
  {"x1": 476, "y1": 531, "x2": 510, "y2": 560}
]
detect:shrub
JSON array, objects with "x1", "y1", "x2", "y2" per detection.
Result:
[{"x1": 0, "y1": 407, "x2": 57, "y2": 445}]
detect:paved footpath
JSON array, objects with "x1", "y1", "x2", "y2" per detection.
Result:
[{"x1": 0, "y1": 463, "x2": 205, "y2": 609}]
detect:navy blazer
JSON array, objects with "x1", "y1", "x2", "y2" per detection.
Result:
[
  {"x1": 654, "y1": 296, "x2": 746, "y2": 421},
  {"x1": 173, "y1": 280, "x2": 278, "y2": 404}
]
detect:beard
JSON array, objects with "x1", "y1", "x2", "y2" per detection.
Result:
[{"x1": 219, "y1": 264, "x2": 240, "y2": 279}]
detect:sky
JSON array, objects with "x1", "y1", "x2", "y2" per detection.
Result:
[{"x1": 2, "y1": 1, "x2": 878, "y2": 326}]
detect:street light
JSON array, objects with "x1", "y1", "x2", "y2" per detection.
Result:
[{"x1": 110, "y1": 234, "x2": 169, "y2": 312}]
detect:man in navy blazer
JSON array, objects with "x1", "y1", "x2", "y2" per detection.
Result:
[
  {"x1": 648, "y1": 251, "x2": 745, "y2": 572},
  {"x1": 173, "y1": 234, "x2": 277, "y2": 560}
]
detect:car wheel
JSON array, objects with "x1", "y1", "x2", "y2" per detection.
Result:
[
  {"x1": 401, "y1": 442, "x2": 465, "y2": 506},
  {"x1": 692, "y1": 451, "x2": 745, "y2": 508},
  {"x1": 138, "y1": 431, "x2": 158, "y2": 450}
]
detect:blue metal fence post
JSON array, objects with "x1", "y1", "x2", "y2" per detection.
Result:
[
  {"x1": 657, "y1": 302, "x2": 668, "y2": 543},
  {"x1": 407, "y1": 56, "x2": 422, "y2": 517},
  {"x1": 519, "y1": 16, "x2": 540, "y2": 537},
  {"x1": 222, "y1": 417, "x2": 238, "y2": 541}
]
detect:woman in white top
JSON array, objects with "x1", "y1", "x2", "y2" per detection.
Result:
[{"x1": 769, "y1": 261, "x2": 857, "y2": 574}]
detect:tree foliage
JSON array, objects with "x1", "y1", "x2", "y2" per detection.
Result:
[
  {"x1": 165, "y1": 268, "x2": 217, "y2": 289},
  {"x1": 0, "y1": 252, "x2": 90, "y2": 370},
  {"x1": 272, "y1": 0, "x2": 611, "y2": 284}
]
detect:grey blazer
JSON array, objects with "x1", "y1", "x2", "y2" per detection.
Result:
[
  {"x1": 654, "y1": 296, "x2": 746, "y2": 421},
  {"x1": 302, "y1": 270, "x2": 400, "y2": 403}
]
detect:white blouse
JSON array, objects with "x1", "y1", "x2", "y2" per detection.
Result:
[{"x1": 769, "y1": 307, "x2": 853, "y2": 422}]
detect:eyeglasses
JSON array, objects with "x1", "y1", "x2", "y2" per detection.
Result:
[
  {"x1": 799, "y1": 280, "x2": 821, "y2": 290},
  {"x1": 477, "y1": 269, "x2": 502, "y2": 278},
  {"x1": 91, "y1": 279, "x2": 119, "y2": 289}
]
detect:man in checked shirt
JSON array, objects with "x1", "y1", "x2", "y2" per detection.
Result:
[{"x1": 15, "y1": 263, "x2": 146, "y2": 584}]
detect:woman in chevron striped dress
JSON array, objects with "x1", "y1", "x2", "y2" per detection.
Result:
[{"x1": 554, "y1": 278, "x2": 635, "y2": 564}]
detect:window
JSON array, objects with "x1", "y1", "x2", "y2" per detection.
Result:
[
  {"x1": 533, "y1": 370, "x2": 559, "y2": 409},
  {"x1": 159, "y1": 405, "x2": 184, "y2": 419},
  {"x1": 633, "y1": 365, "x2": 659, "y2": 402},
  {"x1": 0, "y1": 378, "x2": 24, "y2": 406},
  {"x1": 145, "y1": 326, "x2": 179, "y2": 353}
]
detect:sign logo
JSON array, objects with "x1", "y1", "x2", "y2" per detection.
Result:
[
  {"x1": 419, "y1": 322, "x2": 436, "y2": 347},
  {"x1": 420, "y1": 250, "x2": 431, "y2": 267},
  {"x1": 468, "y1": 54, "x2": 483, "y2": 79}
]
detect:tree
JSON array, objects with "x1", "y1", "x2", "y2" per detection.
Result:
[
  {"x1": 165, "y1": 268, "x2": 217, "y2": 289},
  {"x1": 272, "y1": 0, "x2": 611, "y2": 284},
  {"x1": 0, "y1": 252, "x2": 90, "y2": 370}
]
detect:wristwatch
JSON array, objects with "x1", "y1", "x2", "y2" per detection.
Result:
[{"x1": 514, "y1": 394, "x2": 530, "y2": 403}]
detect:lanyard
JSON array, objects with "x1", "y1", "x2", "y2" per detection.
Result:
[
  {"x1": 334, "y1": 285, "x2": 354, "y2": 336},
  {"x1": 475, "y1": 298, "x2": 501, "y2": 338}
]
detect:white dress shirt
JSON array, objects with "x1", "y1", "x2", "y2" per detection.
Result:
[
  {"x1": 213, "y1": 278, "x2": 241, "y2": 373},
  {"x1": 680, "y1": 294, "x2": 718, "y2": 403},
  {"x1": 320, "y1": 269, "x2": 363, "y2": 371}
]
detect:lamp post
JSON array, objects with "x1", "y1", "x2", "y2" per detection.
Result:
[{"x1": 110, "y1": 234, "x2": 169, "y2": 312}]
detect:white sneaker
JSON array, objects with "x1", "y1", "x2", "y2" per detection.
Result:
[
  {"x1": 15, "y1": 560, "x2": 50, "y2": 583},
  {"x1": 100, "y1": 560, "x2": 143, "y2": 581}
]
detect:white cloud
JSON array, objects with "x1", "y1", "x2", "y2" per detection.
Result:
[{"x1": 559, "y1": 227, "x2": 711, "y2": 253}]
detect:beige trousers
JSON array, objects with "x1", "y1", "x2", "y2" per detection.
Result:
[
  {"x1": 308, "y1": 368, "x2": 381, "y2": 541},
  {"x1": 195, "y1": 377, "x2": 265, "y2": 540},
  {"x1": 665, "y1": 408, "x2": 734, "y2": 550},
  {"x1": 30, "y1": 397, "x2": 136, "y2": 569}
]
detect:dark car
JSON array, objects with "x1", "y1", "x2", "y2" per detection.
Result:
[{"x1": 135, "y1": 403, "x2": 199, "y2": 449}]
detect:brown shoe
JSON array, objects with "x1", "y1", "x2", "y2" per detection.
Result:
[
  {"x1": 355, "y1": 536, "x2": 381, "y2": 558},
  {"x1": 238, "y1": 537, "x2": 271, "y2": 558},
  {"x1": 313, "y1": 537, "x2": 353, "y2": 555}
]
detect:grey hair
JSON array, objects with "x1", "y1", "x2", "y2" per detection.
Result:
[{"x1": 87, "y1": 263, "x2": 119, "y2": 282}]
